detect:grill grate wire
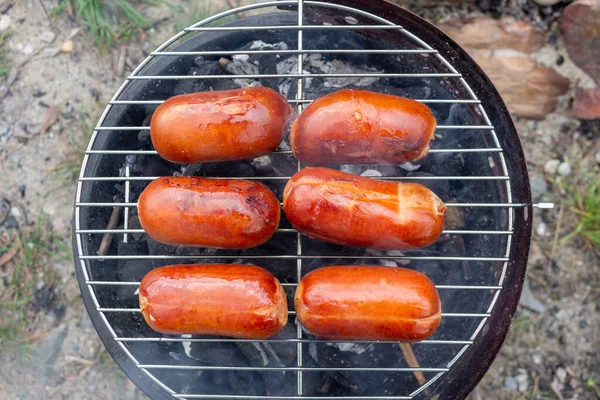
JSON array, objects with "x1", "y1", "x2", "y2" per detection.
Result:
[{"x1": 74, "y1": 1, "x2": 548, "y2": 398}]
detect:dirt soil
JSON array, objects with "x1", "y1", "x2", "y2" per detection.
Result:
[{"x1": 0, "y1": 1, "x2": 598, "y2": 399}]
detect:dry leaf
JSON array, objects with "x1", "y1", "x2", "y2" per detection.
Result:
[{"x1": 40, "y1": 104, "x2": 60, "y2": 134}]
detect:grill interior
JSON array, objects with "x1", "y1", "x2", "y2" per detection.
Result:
[{"x1": 73, "y1": 1, "x2": 536, "y2": 399}]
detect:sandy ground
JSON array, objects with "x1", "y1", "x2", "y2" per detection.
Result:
[{"x1": 0, "y1": 1, "x2": 598, "y2": 399}]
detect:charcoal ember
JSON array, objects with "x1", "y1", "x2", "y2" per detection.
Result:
[
  {"x1": 193, "y1": 56, "x2": 228, "y2": 90},
  {"x1": 276, "y1": 56, "x2": 298, "y2": 98},
  {"x1": 269, "y1": 324, "x2": 297, "y2": 366},
  {"x1": 229, "y1": 370, "x2": 265, "y2": 396},
  {"x1": 138, "y1": 130, "x2": 151, "y2": 148},
  {"x1": 308, "y1": 343, "x2": 406, "y2": 395},
  {"x1": 116, "y1": 260, "x2": 154, "y2": 279},
  {"x1": 131, "y1": 154, "x2": 149, "y2": 173},
  {"x1": 382, "y1": 84, "x2": 431, "y2": 100},
  {"x1": 301, "y1": 352, "x2": 327, "y2": 395},
  {"x1": 237, "y1": 341, "x2": 287, "y2": 394},
  {"x1": 399, "y1": 161, "x2": 421, "y2": 172},
  {"x1": 426, "y1": 152, "x2": 466, "y2": 177},
  {"x1": 406, "y1": 172, "x2": 450, "y2": 199},
  {"x1": 436, "y1": 235, "x2": 466, "y2": 257},
  {"x1": 147, "y1": 237, "x2": 176, "y2": 256},
  {"x1": 128, "y1": 213, "x2": 146, "y2": 242},
  {"x1": 143, "y1": 157, "x2": 178, "y2": 177},
  {"x1": 213, "y1": 370, "x2": 230, "y2": 386},
  {"x1": 183, "y1": 341, "x2": 247, "y2": 367},
  {"x1": 220, "y1": 55, "x2": 260, "y2": 88},
  {"x1": 182, "y1": 160, "x2": 256, "y2": 178},
  {"x1": 445, "y1": 205, "x2": 466, "y2": 230},
  {"x1": 174, "y1": 62, "x2": 227, "y2": 95},
  {"x1": 339, "y1": 164, "x2": 362, "y2": 175}
]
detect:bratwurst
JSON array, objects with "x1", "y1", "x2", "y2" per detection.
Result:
[{"x1": 283, "y1": 167, "x2": 446, "y2": 250}]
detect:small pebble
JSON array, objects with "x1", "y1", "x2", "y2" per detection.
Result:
[
  {"x1": 60, "y1": 40, "x2": 74, "y2": 53},
  {"x1": 40, "y1": 31, "x2": 56, "y2": 44},
  {"x1": 544, "y1": 159, "x2": 560, "y2": 175},
  {"x1": 0, "y1": 15, "x2": 11, "y2": 31},
  {"x1": 536, "y1": 222, "x2": 547, "y2": 236},
  {"x1": 594, "y1": 151, "x2": 600, "y2": 165},
  {"x1": 557, "y1": 162, "x2": 571, "y2": 177},
  {"x1": 516, "y1": 369, "x2": 529, "y2": 392},
  {"x1": 530, "y1": 175, "x2": 547, "y2": 199},
  {"x1": 532, "y1": 354, "x2": 542, "y2": 364},
  {"x1": 10, "y1": 206, "x2": 21, "y2": 219},
  {"x1": 556, "y1": 367, "x2": 567, "y2": 384},
  {"x1": 504, "y1": 376, "x2": 518, "y2": 391}
]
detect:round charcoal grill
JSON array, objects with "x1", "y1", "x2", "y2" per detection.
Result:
[{"x1": 73, "y1": 1, "x2": 553, "y2": 399}]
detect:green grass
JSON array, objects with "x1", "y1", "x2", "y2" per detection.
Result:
[
  {"x1": 52, "y1": 110, "x2": 93, "y2": 182},
  {"x1": 0, "y1": 30, "x2": 12, "y2": 80},
  {"x1": 585, "y1": 376, "x2": 600, "y2": 398},
  {"x1": 174, "y1": 2, "x2": 234, "y2": 32},
  {"x1": 0, "y1": 213, "x2": 68, "y2": 359},
  {"x1": 52, "y1": 0, "x2": 166, "y2": 53},
  {"x1": 561, "y1": 180, "x2": 600, "y2": 250}
]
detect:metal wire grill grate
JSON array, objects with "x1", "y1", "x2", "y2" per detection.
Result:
[{"x1": 74, "y1": 1, "x2": 549, "y2": 399}]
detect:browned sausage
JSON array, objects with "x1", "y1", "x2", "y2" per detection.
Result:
[
  {"x1": 138, "y1": 176, "x2": 280, "y2": 248},
  {"x1": 295, "y1": 265, "x2": 441, "y2": 341},
  {"x1": 283, "y1": 167, "x2": 446, "y2": 250},
  {"x1": 140, "y1": 264, "x2": 288, "y2": 338},
  {"x1": 150, "y1": 87, "x2": 293, "y2": 163},
  {"x1": 290, "y1": 89, "x2": 436, "y2": 164}
]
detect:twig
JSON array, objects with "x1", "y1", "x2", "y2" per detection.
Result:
[
  {"x1": 399, "y1": 343, "x2": 427, "y2": 394},
  {"x1": 532, "y1": 376, "x2": 540, "y2": 398},
  {"x1": 65, "y1": 355, "x2": 95, "y2": 366},
  {"x1": 0, "y1": 240, "x2": 20, "y2": 268},
  {"x1": 97, "y1": 197, "x2": 122, "y2": 256},
  {"x1": 526, "y1": 271, "x2": 547, "y2": 287},
  {"x1": 546, "y1": 204, "x2": 564, "y2": 271}
]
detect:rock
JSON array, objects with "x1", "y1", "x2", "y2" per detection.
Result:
[
  {"x1": 519, "y1": 278, "x2": 545, "y2": 313},
  {"x1": 573, "y1": 87, "x2": 600, "y2": 119},
  {"x1": 595, "y1": 151, "x2": 600, "y2": 164},
  {"x1": 40, "y1": 31, "x2": 56, "y2": 44},
  {"x1": 560, "y1": 0, "x2": 600, "y2": 84},
  {"x1": 468, "y1": 50, "x2": 569, "y2": 119},
  {"x1": 544, "y1": 159, "x2": 560, "y2": 174},
  {"x1": 0, "y1": 14, "x2": 11, "y2": 31},
  {"x1": 22, "y1": 44, "x2": 34, "y2": 55},
  {"x1": 532, "y1": 354, "x2": 543, "y2": 364},
  {"x1": 438, "y1": 16, "x2": 545, "y2": 54},
  {"x1": 530, "y1": 174, "x2": 547, "y2": 199},
  {"x1": 516, "y1": 369, "x2": 529, "y2": 392},
  {"x1": 504, "y1": 376, "x2": 518, "y2": 391},
  {"x1": 557, "y1": 162, "x2": 572, "y2": 176},
  {"x1": 34, "y1": 323, "x2": 68, "y2": 368}
]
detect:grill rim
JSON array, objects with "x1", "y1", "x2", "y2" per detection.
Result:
[{"x1": 71, "y1": 1, "x2": 533, "y2": 399}]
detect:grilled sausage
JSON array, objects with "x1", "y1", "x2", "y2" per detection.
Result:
[
  {"x1": 295, "y1": 265, "x2": 441, "y2": 341},
  {"x1": 283, "y1": 167, "x2": 446, "y2": 250},
  {"x1": 290, "y1": 89, "x2": 436, "y2": 164},
  {"x1": 138, "y1": 176, "x2": 280, "y2": 248},
  {"x1": 140, "y1": 264, "x2": 288, "y2": 338},
  {"x1": 150, "y1": 87, "x2": 293, "y2": 163}
]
